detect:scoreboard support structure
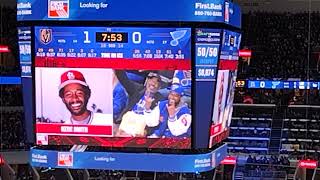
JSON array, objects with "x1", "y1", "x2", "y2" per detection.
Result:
[{"x1": 18, "y1": 0, "x2": 242, "y2": 173}]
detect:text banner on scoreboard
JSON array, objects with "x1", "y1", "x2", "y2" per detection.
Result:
[
  {"x1": 0, "y1": 77, "x2": 21, "y2": 84},
  {"x1": 195, "y1": 28, "x2": 220, "y2": 81},
  {"x1": 194, "y1": 29, "x2": 221, "y2": 148},
  {"x1": 17, "y1": 0, "x2": 241, "y2": 28},
  {"x1": 248, "y1": 80, "x2": 320, "y2": 90},
  {"x1": 298, "y1": 160, "x2": 318, "y2": 169},
  {"x1": 34, "y1": 26, "x2": 192, "y2": 149},
  {"x1": 221, "y1": 156, "x2": 236, "y2": 165},
  {"x1": 30, "y1": 144, "x2": 227, "y2": 172},
  {"x1": 0, "y1": 45, "x2": 10, "y2": 53},
  {"x1": 18, "y1": 27, "x2": 32, "y2": 77},
  {"x1": 18, "y1": 27, "x2": 34, "y2": 142}
]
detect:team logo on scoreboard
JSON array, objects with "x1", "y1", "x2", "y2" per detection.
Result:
[
  {"x1": 40, "y1": 29, "x2": 52, "y2": 44},
  {"x1": 58, "y1": 152, "x2": 73, "y2": 167},
  {"x1": 48, "y1": 0, "x2": 69, "y2": 18},
  {"x1": 170, "y1": 30, "x2": 187, "y2": 46}
]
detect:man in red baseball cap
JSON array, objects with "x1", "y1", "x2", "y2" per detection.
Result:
[{"x1": 59, "y1": 70, "x2": 112, "y2": 125}]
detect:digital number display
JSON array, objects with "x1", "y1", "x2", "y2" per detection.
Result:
[
  {"x1": 34, "y1": 27, "x2": 191, "y2": 61},
  {"x1": 236, "y1": 80, "x2": 245, "y2": 88},
  {"x1": 196, "y1": 67, "x2": 216, "y2": 78},
  {"x1": 197, "y1": 47, "x2": 218, "y2": 58},
  {"x1": 247, "y1": 80, "x2": 320, "y2": 90},
  {"x1": 96, "y1": 32, "x2": 128, "y2": 43}
]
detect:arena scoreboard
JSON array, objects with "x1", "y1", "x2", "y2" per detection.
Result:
[{"x1": 18, "y1": 0, "x2": 242, "y2": 172}]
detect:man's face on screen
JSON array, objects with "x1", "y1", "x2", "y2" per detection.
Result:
[
  {"x1": 62, "y1": 83, "x2": 89, "y2": 116},
  {"x1": 168, "y1": 91, "x2": 181, "y2": 107},
  {"x1": 146, "y1": 77, "x2": 160, "y2": 94}
]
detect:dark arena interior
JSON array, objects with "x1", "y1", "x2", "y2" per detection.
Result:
[{"x1": 1, "y1": 0, "x2": 320, "y2": 179}]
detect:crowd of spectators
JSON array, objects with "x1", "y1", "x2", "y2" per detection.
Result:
[
  {"x1": 297, "y1": 142, "x2": 320, "y2": 151},
  {"x1": 287, "y1": 89, "x2": 320, "y2": 105},
  {"x1": 240, "y1": 155, "x2": 290, "y2": 179},
  {"x1": 246, "y1": 155, "x2": 290, "y2": 166},
  {"x1": 0, "y1": 87, "x2": 26, "y2": 151},
  {"x1": 238, "y1": 12, "x2": 320, "y2": 80},
  {"x1": 234, "y1": 89, "x2": 279, "y2": 104},
  {"x1": 232, "y1": 105, "x2": 275, "y2": 118},
  {"x1": 281, "y1": 150, "x2": 320, "y2": 168},
  {"x1": 230, "y1": 129, "x2": 270, "y2": 138},
  {"x1": 0, "y1": 6, "x2": 26, "y2": 151},
  {"x1": 231, "y1": 120, "x2": 271, "y2": 128},
  {"x1": 238, "y1": 76, "x2": 320, "y2": 106},
  {"x1": 87, "y1": 170, "x2": 124, "y2": 180},
  {"x1": 284, "y1": 121, "x2": 307, "y2": 129},
  {"x1": 286, "y1": 107, "x2": 320, "y2": 119},
  {"x1": 284, "y1": 120, "x2": 320, "y2": 130},
  {"x1": 281, "y1": 107, "x2": 320, "y2": 160},
  {"x1": 228, "y1": 140, "x2": 268, "y2": 148},
  {"x1": 283, "y1": 131, "x2": 320, "y2": 139},
  {"x1": 1, "y1": 85, "x2": 23, "y2": 106},
  {"x1": 0, "y1": 110, "x2": 26, "y2": 149},
  {"x1": 234, "y1": 88, "x2": 320, "y2": 106},
  {"x1": 16, "y1": 165, "x2": 33, "y2": 180},
  {"x1": 227, "y1": 106, "x2": 272, "y2": 153},
  {"x1": 0, "y1": 6, "x2": 20, "y2": 77},
  {"x1": 0, "y1": 66, "x2": 20, "y2": 77}
]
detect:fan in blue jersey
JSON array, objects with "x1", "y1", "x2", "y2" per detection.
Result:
[
  {"x1": 116, "y1": 71, "x2": 163, "y2": 137},
  {"x1": 145, "y1": 84, "x2": 192, "y2": 138}
]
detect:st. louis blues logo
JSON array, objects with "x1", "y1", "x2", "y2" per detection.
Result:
[
  {"x1": 48, "y1": 0, "x2": 69, "y2": 18},
  {"x1": 40, "y1": 29, "x2": 52, "y2": 44}
]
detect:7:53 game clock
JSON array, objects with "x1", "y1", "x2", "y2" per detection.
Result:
[{"x1": 95, "y1": 32, "x2": 129, "y2": 43}]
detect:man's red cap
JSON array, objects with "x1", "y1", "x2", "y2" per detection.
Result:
[{"x1": 59, "y1": 70, "x2": 88, "y2": 90}]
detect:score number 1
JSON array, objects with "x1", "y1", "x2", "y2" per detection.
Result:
[{"x1": 84, "y1": 31, "x2": 91, "y2": 44}]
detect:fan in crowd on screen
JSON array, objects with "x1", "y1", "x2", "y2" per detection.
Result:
[
  {"x1": 115, "y1": 70, "x2": 164, "y2": 137},
  {"x1": 59, "y1": 70, "x2": 111, "y2": 125},
  {"x1": 112, "y1": 71, "x2": 128, "y2": 120},
  {"x1": 145, "y1": 84, "x2": 192, "y2": 138}
]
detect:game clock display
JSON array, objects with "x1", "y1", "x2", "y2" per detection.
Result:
[{"x1": 95, "y1": 32, "x2": 128, "y2": 43}]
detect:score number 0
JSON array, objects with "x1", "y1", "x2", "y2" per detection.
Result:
[{"x1": 84, "y1": 31, "x2": 142, "y2": 44}]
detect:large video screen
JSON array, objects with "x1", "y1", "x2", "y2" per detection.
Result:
[
  {"x1": 208, "y1": 30, "x2": 241, "y2": 148},
  {"x1": 34, "y1": 26, "x2": 192, "y2": 149}
]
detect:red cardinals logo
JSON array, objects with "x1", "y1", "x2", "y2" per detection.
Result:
[{"x1": 67, "y1": 72, "x2": 75, "y2": 80}]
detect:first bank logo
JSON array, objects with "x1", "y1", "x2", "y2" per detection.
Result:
[
  {"x1": 58, "y1": 152, "x2": 73, "y2": 167},
  {"x1": 48, "y1": 0, "x2": 69, "y2": 18},
  {"x1": 40, "y1": 29, "x2": 52, "y2": 44}
]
